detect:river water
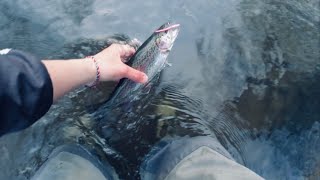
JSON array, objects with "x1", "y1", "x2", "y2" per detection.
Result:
[{"x1": 0, "y1": 0, "x2": 319, "y2": 179}]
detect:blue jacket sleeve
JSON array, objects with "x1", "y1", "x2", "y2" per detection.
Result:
[{"x1": 0, "y1": 49, "x2": 53, "y2": 136}]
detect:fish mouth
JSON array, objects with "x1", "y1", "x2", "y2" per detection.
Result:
[{"x1": 155, "y1": 24, "x2": 180, "y2": 33}]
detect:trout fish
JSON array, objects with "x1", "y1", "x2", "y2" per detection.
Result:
[{"x1": 107, "y1": 22, "x2": 180, "y2": 106}]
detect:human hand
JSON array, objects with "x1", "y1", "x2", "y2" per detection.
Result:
[{"x1": 92, "y1": 44, "x2": 148, "y2": 83}]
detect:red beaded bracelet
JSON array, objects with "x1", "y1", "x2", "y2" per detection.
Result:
[{"x1": 85, "y1": 56, "x2": 100, "y2": 87}]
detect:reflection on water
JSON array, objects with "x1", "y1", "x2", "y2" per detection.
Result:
[{"x1": 0, "y1": 0, "x2": 319, "y2": 179}]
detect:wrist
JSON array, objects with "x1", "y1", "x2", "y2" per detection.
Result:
[{"x1": 83, "y1": 56, "x2": 100, "y2": 87}]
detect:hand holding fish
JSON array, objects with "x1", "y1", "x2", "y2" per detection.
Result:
[
  {"x1": 93, "y1": 44, "x2": 148, "y2": 83},
  {"x1": 106, "y1": 23, "x2": 180, "y2": 105},
  {"x1": 42, "y1": 44, "x2": 148, "y2": 102},
  {"x1": 42, "y1": 22, "x2": 179, "y2": 102}
]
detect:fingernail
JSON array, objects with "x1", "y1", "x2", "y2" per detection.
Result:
[{"x1": 142, "y1": 74, "x2": 148, "y2": 83}]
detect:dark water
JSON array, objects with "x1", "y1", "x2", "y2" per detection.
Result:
[{"x1": 0, "y1": 0, "x2": 319, "y2": 179}]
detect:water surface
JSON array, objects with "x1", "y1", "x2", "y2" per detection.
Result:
[{"x1": 0, "y1": 0, "x2": 319, "y2": 179}]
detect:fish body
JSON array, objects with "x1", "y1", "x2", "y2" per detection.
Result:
[{"x1": 107, "y1": 22, "x2": 180, "y2": 106}]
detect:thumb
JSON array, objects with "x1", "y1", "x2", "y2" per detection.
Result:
[{"x1": 122, "y1": 66, "x2": 148, "y2": 83}]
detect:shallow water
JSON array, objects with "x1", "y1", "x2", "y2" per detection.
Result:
[{"x1": 0, "y1": 0, "x2": 319, "y2": 179}]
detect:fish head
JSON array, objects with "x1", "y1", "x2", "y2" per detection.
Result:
[{"x1": 154, "y1": 22, "x2": 180, "y2": 52}]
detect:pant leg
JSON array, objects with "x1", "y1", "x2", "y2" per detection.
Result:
[
  {"x1": 140, "y1": 136, "x2": 264, "y2": 180},
  {"x1": 31, "y1": 144, "x2": 119, "y2": 180}
]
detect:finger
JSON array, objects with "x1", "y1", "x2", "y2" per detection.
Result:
[
  {"x1": 120, "y1": 45, "x2": 136, "y2": 63},
  {"x1": 119, "y1": 45, "x2": 136, "y2": 58},
  {"x1": 129, "y1": 38, "x2": 142, "y2": 49},
  {"x1": 122, "y1": 66, "x2": 148, "y2": 83},
  {"x1": 121, "y1": 53, "x2": 132, "y2": 63},
  {"x1": 121, "y1": 56, "x2": 131, "y2": 63}
]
